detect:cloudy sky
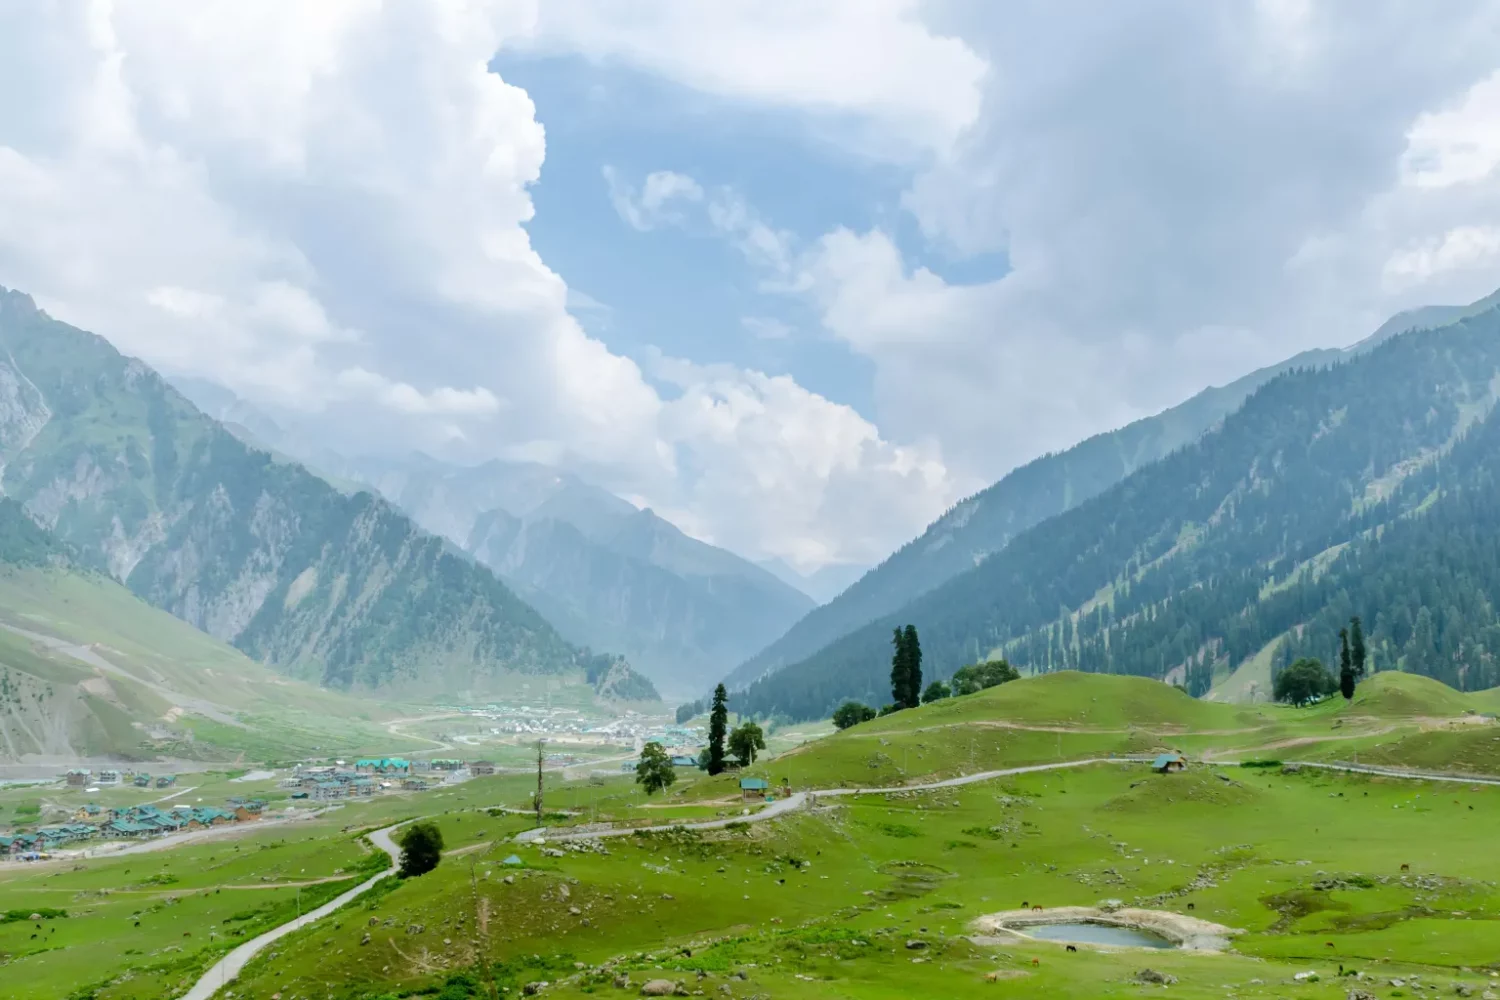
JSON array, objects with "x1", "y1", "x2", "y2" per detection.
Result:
[{"x1": 3, "y1": 2, "x2": 1500, "y2": 572}]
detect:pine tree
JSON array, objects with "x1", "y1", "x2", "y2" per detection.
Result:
[
  {"x1": 1349, "y1": 615, "x2": 1367, "y2": 678},
  {"x1": 903, "y1": 624, "x2": 923, "y2": 708},
  {"x1": 890, "y1": 628, "x2": 908, "y2": 710},
  {"x1": 706, "y1": 683, "x2": 729, "y2": 776},
  {"x1": 1338, "y1": 626, "x2": 1355, "y2": 701}
]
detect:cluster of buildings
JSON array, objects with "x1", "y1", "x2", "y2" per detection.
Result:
[
  {"x1": 64, "y1": 768, "x2": 177, "y2": 789},
  {"x1": 1, "y1": 798, "x2": 265, "y2": 859},
  {"x1": 282, "y1": 757, "x2": 497, "y2": 801}
]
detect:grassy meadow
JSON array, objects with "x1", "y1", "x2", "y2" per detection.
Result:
[{"x1": 5, "y1": 670, "x2": 1500, "y2": 999}]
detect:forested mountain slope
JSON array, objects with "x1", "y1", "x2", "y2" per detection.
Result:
[
  {"x1": 0, "y1": 286, "x2": 581, "y2": 696},
  {"x1": 736, "y1": 294, "x2": 1500, "y2": 720},
  {"x1": 721, "y1": 302, "x2": 1471, "y2": 694}
]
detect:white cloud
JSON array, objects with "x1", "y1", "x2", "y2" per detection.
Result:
[
  {"x1": 522, "y1": 0, "x2": 987, "y2": 159},
  {"x1": 1383, "y1": 226, "x2": 1500, "y2": 288},
  {"x1": 603, "y1": 166, "x2": 703, "y2": 230},
  {"x1": 0, "y1": 1, "x2": 958, "y2": 569},
  {"x1": 1401, "y1": 69, "x2": 1500, "y2": 190},
  {"x1": 335, "y1": 367, "x2": 504, "y2": 417}
]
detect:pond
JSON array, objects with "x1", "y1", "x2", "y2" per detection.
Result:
[{"x1": 1023, "y1": 922, "x2": 1176, "y2": 949}]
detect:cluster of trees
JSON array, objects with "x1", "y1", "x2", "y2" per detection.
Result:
[
  {"x1": 636, "y1": 684, "x2": 767, "y2": 795},
  {"x1": 1270, "y1": 616, "x2": 1369, "y2": 706},
  {"x1": 732, "y1": 309, "x2": 1500, "y2": 720},
  {"x1": 831, "y1": 628, "x2": 1019, "y2": 729}
]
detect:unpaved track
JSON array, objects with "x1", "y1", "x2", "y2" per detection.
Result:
[{"x1": 177, "y1": 823, "x2": 403, "y2": 999}]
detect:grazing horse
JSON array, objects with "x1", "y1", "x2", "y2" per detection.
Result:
[
  {"x1": 1325, "y1": 942, "x2": 1335, "y2": 949},
  {"x1": 1031, "y1": 905, "x2": 1043, "y2": 913},
  {"x1": 1400, "y1": 863, "x2": 1410, "y2": 872},
  {"x1": 1031, "y1": 958, "x2": 1040, "y2": 967},
  {"x1": 1065, "y1": 945, "x2": 1078, "y2": 953},
  {"x1": 1186, "y1": 903, "x2": 1195, "y2": 911}
]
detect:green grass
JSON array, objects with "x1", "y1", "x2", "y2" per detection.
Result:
[{"x1": 12, "y1": 669, "x2": 1500, "y2": 999}]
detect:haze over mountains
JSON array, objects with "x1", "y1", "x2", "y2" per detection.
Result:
[
  {"x1": 171, "y1": 379, "x2": 816, "y2": 698},
  {"x1": 730, "y1": 287, "x2": 1500, "y2": 721}
]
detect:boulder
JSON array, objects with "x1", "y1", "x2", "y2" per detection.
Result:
[
  {"x1": 904, "y1": 940, "x2": 928, "y2": 950},
  {"x1": 1135, "y1": 969, "x2": 1178, "y2": 985},
  {"x1": 641, "y1": 980, "x2": 680, "y2": 996}
]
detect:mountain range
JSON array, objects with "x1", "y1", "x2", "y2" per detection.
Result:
[
  {"x1": 730, "y1": 285, "x2": 1500, "y2": 720},
  {"x1": 0, "y1": 286, "x2": 660, "y2": 701},
  {"x1": 172, "y1": 381, "x2": 815, "y2": 697}
]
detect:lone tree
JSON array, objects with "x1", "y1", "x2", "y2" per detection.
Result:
[
  {"x1": 890, "y1": 625, "x2": 924, "y2": 709},
  {"x1": 1274, "y1": 657, "x2": 1337, "y2": 707},
  {"x1": 1338, "y1": 626, "x2": 1355, "y2": 701},
  {"x1": 922, "y1": 680, "x2": 951, "y2": 704},
  {"x1": 397, "y1": 821, "x2": 444, "y2": 878},
  {"x1": 832, "y1": 701, "x2": 877, "y2": 730},
  {"x1": 728, "y1": 721, "x2": 766, "y2": 766},
  {"x1": 903, "y1": 625, "x2": 923, "y2": 707},
  {"x1": 1350, "y1": 615, "x2": 1367, "y2": 679},
  {"x1": 706, "y1": 683, "x2": 729, "y2": 776},
  {"x1": 636, "y1": 741, "x2": 676, "y2": 795}
]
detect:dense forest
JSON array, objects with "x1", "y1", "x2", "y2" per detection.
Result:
[{"x1": 733, "y1": 298, "x2": 1500, "y2": 721}]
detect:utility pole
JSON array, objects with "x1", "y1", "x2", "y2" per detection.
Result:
[{"x1": 534, "y1": 739, "x2": 545, "y2": 823}]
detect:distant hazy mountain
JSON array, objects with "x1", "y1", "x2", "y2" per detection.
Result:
[
  {"x1": 719, "y1": 299, "x2": 1473, "y2": 695},
  {"x1": 166, "y1": 382, "x2": 813, "y2": 698},
  {"x1": 737, "y1": 286, "x2": 1500, "y2": 720},
  {"x1": 756, "y1": 557, "x2": 869, "y2": 605},
  {"x1": 0, "y1": 286, "x2": 588, "y2": 697}
]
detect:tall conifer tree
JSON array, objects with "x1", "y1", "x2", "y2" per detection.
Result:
[
  {"x1": 707, "y1": 684, "x2": 729, "y2": 775},
  {"x1": 890, "y1": 628, "x2": 909, "y2": 709},
  {"x1": 903, "y1": 625, "x2": 923, "y2": 708}
]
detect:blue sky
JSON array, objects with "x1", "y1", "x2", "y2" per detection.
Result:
[{"x1": 4, "y1": 2, "x2": 1500, "y2": 571}]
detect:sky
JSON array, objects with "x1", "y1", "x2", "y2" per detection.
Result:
[{"x1": 3, "y1": 1, "x2": 1500, "y2": 572}]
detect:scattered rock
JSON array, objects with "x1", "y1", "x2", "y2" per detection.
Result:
[
  {"x1": 1135, "y1": 969, "x2": 1178, "y2": 985},
  {"x1": 640, "y1": 979, "x2": 681, "y2": 996},
  {"x1": 504, "y1": 875, "x2": 516, "y2": 884},
  {"x1": 1347, "y1": 990, "x2": 1378, "y2": 1000},
  {"x1": 523, "y1": 981, "x2": 549, "y2": 995},
  {"x1": 359, "y1": 933, "x2": 371, "y2": 946},
  {"x1": 905, "y1": 940, "x2": 928, "y2": 950}
]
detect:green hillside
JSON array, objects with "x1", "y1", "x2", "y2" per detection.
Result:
[
  {"x1": 721, "y1": 300, "x2": 1471, "y2": 695},
  {"x1": 738, "y1": 293, "x2": 1500, "y2": 721},
  {"x1": 0, "y1": 286, "x2": 583, "y2": 696}
]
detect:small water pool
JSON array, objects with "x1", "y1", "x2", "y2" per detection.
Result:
[{"x1": 1023, "y1": 922, "x2": 1175, "y2": 949}]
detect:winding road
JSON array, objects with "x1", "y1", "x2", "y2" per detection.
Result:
[{"x1": 177, "y1": 823, "x2": 404, "y2": 1000}]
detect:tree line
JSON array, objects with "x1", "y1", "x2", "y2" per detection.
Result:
[{"x1": 829, "y1": 625, "x2": 1020, "y2": 730}]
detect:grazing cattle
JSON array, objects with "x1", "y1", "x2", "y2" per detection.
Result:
[
  {"x1": 1031, "y1": 958, "x2": 1040, "y2": 967},
  {"x1": 1032, "y1": 905, "x2": 1043, "y2": 913},
  {"x1": 984, "y1": 972, "x2": 1000, "y2": 983},
  {"x1": 1021, "y1": 901, "x2": 1029, "y2": 909},
  {"x1": 1326, "y1": 942, "x2": 1335, "y2": 949},
  {"x1": 1186, "y1": 903, "x2": 1195, "y2": 911},
  {"x1": 1400, "y1": 863, "x2": 1410, "y2": 871},
  {"x1": 1065, "y1": 945, "x2": 1078, "y2": 953}
]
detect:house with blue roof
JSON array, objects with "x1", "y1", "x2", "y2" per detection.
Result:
[{"x1": 1152, "y1": 752, "x2": 1187, "y2": 773}]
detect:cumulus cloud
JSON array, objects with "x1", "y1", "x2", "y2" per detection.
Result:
[{"x1": 0, "y1": 0, "x2": 963, "y2": 568}]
